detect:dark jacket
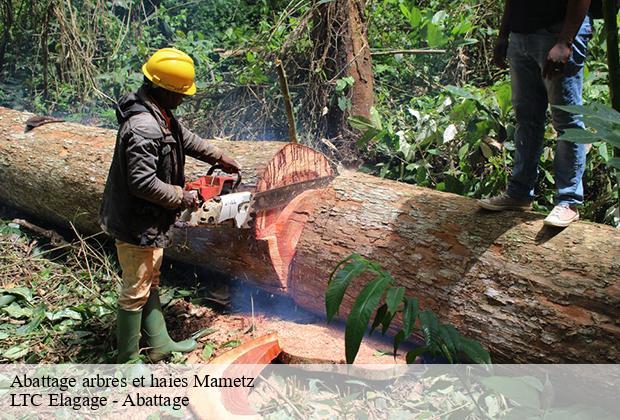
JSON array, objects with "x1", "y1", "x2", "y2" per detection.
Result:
[{"x1": 100, "y1": 86, "x2": 223, "y2": 248}]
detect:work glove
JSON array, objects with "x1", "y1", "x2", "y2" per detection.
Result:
[
  {"x1": 180, "y1": 190, "x2": 199, "y2": 210},
  {"x1": 218, "y1": 155, "x2": 240, "y2": 174}
]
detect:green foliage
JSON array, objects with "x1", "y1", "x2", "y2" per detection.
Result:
[
  {"x1": 1, "y1": 0, "x2": 616, "y2": 224},
  {"x1": 0, "y1": 219, "x2": 198, "y2": 363},
  {"x1": 556, "y1": 103, "x2": 620, "y2": 158},
  {"x1": 351, "y1": 81, "x2": 515, "y2": 197},
  {"x1": 326, "y1": 253, "x2": 491, "y2": 364},
  {"x1": 556, "y1": 103, "x2": 620, "y2": 223}
]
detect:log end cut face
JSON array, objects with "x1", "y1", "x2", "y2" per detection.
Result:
[{"x1": 254, "y1": 143, "x2": 334, "y2": 288}]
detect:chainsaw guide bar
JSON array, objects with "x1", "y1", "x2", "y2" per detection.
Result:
[
  {"x1": 249, "y1": 175, "x2": 334, "y2": 212},
  {"x1": 179, "y1": 172, "x2": 334, "y2": 229}
]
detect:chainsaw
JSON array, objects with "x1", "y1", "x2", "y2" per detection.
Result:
[{"x1": 178, "y1": 165, "x2": 333, "y2": 229}]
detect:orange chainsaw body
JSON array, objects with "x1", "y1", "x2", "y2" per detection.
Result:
[{"x1": 184, "y1": 175, "x2": 237, "y2": 201}]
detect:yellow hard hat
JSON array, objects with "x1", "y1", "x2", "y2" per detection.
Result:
[{"x1": 142, "y1": 48, "x2": 197, "y2": 95}]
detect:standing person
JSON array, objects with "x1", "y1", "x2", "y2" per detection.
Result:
[
  {"x1": 479, "y1": 0, "x2": 593, "y2": 227},
  {"x1": 100, "y1": 48, "x2": 240, "y2": 363}
]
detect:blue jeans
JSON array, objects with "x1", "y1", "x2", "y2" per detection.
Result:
[{"x1": 506, "y1": 17, "x2": 592, "y2": 206}]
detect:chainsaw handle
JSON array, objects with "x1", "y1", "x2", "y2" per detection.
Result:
[
  {"x1": 207, "y1": 164, "x2": 242, "y2": 192},
  {"x1": 206, "y1": 164, "x2": 222, "y2": 175}
]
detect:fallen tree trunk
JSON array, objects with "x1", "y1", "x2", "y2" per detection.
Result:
[{"x1": 1, "y1": 107, "x2": 619, "y2": 363}]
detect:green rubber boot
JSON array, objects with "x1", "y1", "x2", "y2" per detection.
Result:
[
  {"x1": 142, "y1": 290, "x2": 197, "y2": 362},
  {"x1": 116, "y1": 308, "x2": 142, "y2": 363}
]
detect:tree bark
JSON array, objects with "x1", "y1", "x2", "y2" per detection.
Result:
[
  {"x1": 309, "y1": 0, "x2": 374, "y2": 143},
  {"x1": 1, "y1": 107, "x2": 619, "y2": 363}
]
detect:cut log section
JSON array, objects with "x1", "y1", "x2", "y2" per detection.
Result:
[
  {"x1": 187, "y1": 333, "x2": 281, "y2": 419},
  {"x1": 253, "y1": 143, "x2": 334, "y2": 283},
  {"x1": 1, "y1": 107, "x2": 619, "y2": 363}
]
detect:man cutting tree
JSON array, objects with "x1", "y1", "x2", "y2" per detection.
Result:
[
  {"x1": 479, "y1": 0, "x2": 595, "y2": 227},
  {"x1": 100, "y1": 48, "x2": 240, "y2": 363}
]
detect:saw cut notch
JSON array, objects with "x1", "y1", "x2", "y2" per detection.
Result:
[{"x1": 254, "y1": 143, "x2": 334, "y2": 288}]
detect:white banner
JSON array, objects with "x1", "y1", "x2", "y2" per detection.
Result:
[{"x1": 0, "y1": 364, "x2": 618, "y2": 419}]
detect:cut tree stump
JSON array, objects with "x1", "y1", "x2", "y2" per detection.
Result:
[{"x1": 1, "y1": 106, "x2": 619, "y2": 363}]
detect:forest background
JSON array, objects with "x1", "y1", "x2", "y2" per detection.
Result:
[{"x1": 0, "y1": 0, "x2": 618, "y2": 225}]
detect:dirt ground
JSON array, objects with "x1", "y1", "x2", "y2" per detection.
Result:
[{"x1": 165, "y1": 299, "x2": 413, "y2": 365}]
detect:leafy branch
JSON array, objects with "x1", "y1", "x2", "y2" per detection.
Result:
[{"x1": 326, "y1": 253, "x2": 491, "y2": 364}]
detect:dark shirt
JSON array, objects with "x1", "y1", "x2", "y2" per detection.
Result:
[{"x1": 508, "y1": 0, "x2": 567, "y2": 33}]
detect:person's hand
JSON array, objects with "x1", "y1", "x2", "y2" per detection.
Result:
[
  {"x1": 543, "y1": 42, "x2": 572, "y2": 79},
  {"x1": 218, "y1": 155, "x2": 240, "y2": 174},
  {"x1": 493, "y1": 36, "x2": 509, "y2": 69},
  {"x1": 180, "y1": 190, "x2": 199, "y2": 210}
]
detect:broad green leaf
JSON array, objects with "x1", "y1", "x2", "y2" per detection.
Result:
[
  {"x1": 481, "y1": 376, "x2": 541, "y2": 408},
  {"x1": 373, "y1": 349, "x2": 389, "y2": 357},
  {"x1": 402, "y1": 297, "x2": 419, "y2": 337},
  {"x1": 407, "y1": 7, "x2": 422, "y2": 28},
  {"x1": 419, "y1": 310, "x2": 439, "y2": 349},
  {"x1": 159, "y1": 288, "x2": 175, "y2": 306},
  {"x1": 445, "y1": 85, "x2": 478, "y2": 101},
  {"x1": 608, "y1": 158, "x2": 620, "y2": 170},
  {"x1": 439, "y1": 343, "x2": 454, "y2": 363},
  {"x1": 480, "y1": 142, "x2": 493, "y2": 159},
  {"x1": 406, "y1": 346, "x2": 427, "y2": 363},
  {"x1": 201, "y1": 343, "x2": 214, "y2": 360},
  {"x1": 385, "y1": 287, "x2": 405, "y2": 315},
  {"x1": 356, "y1": 128, "x2": 381, "y2": 147},
  {"x1": 461, "y1": 337, "x2": 491, "y2": 364},
  {"x1": 326, "y1": 254, "x2": 368, "y2": 323},
  {"x1": 2, "y1": 302, "x2": 32, "y2": 319},
  {"x1": 221, "y1": 340, "x2": 241, "y2": 349},
  {"x1": 443, "y1": 324, "x2": 463, "y2": 352},
  {"x1": 338, "y1": 96, "x2": 351, "y2": 112},
  {"x1": 369, "y1": 106, "x2": 383, "y2": 130},
  {"x1": 336, "y1": 78, "x2": 348, "y2": 92},
  {"x1": 560, "y1": 127, "x2": 601, "y2": 145},
  {"x1": 381, "y1": 310, "x2": 397, "y2": 336},
  {"x1": 336, "y1": 76, "x2": 355, "y2": 92},
  {"x1": 426, "y1": 23, "x2": 447, "y2": 47},
  {"x1": 2, "y1": 344, "x2": 29, "y2": 360},
  {"x1": 458, "y1": 143, "x2": 470, "y2": 161},
  {"x1": 0, "y1": 295, "x2": 16, "y2": 308},
  {"x1": 555, "y1": 103, "x2": 620, "y2": 124},
  {"x1": 17, "y1": 306, "x2": 46, "y2": 334},
  {"x1": 46, "y1": 309, "x2": 82, "y2": 322},
  {"x1": 192, "y1": 328, "x2": 217, "y2": 340},
  {"x1": 432, "y1": 10, "x2": 447, "y2": 24},
  {"x1": 583, "y1": 115, "x2": 619, "y2": 138},
  {"x1": 369, "y1": 303, "x2": 387, "y2": 336},
  {"x1": 493, "y1": 83, "x2": 512, "y2": 116},
  {"x1": 0, "y1": 287, "x2": 33, "y2": 302},
  {"x1": 438, "y1": 324, "x2": 459, "y2": 356},
  {"x1": 348, "y1": 115, "x2": 376, "y2": 130},
  {"x1": 0, "y1": 224, "x2": 21, "y2": 236},
  {"x1": 393, "y1": 330, "x2": 405, "y2": 359},
  {"x1": 344, "y1": 276, "x2": 391, "y2": 363},
  {"x1": 597, "y1": 142, "x2": 609, "y2": 161},
  {"x1": 399, "y1": 3, "x2": 412, "y2": 22}
]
